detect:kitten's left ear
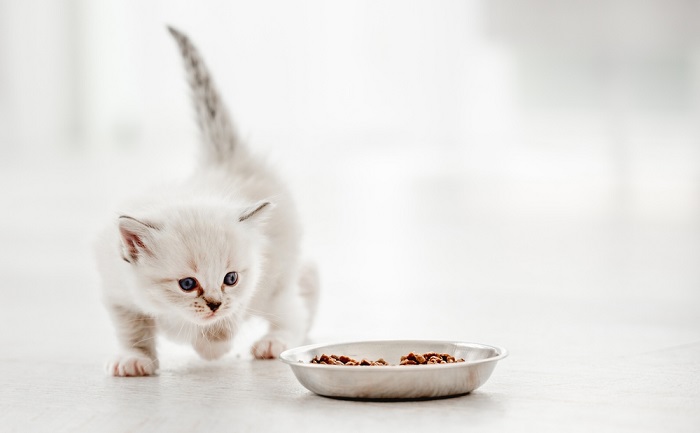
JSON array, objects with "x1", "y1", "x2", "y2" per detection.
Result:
[
  {"x1": 238, "y1": 201, "x2": 273, "y2": 222},
  {"x1": 118, "y1": 216, "x2": 159, "y2": 263}
]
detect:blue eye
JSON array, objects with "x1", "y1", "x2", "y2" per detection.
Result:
[
  {"x1": 178, "y1": 277, "x2": 198, "y2": 292},
  {"x1": 223, "y1": 272, "x2": 238, "y2": 286}
]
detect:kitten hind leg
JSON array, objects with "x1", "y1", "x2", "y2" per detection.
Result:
[
  {"x1": 298, "y1": 262, "x2": 320, "y2": 334},
  {"x1": 105, "y1": 304, "x2": 159, "y2": 376},
  {"x1": 251, "y1": 262, "x2": 320, "y2": 359}
]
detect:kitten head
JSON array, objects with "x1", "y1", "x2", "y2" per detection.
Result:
[{"x1": 118, "y1": 201, "x2": 271, "y2": 325}]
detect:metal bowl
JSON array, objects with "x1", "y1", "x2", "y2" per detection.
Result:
[{"x1": 280, "y1": 340, "x2": 507, "y2": 400}]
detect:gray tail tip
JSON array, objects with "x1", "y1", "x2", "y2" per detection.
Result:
[{"x1": 166, "y1": 25, "x2": 184, "y2": 39}]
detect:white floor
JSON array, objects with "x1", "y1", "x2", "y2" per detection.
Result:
[{"x1": 0, "y1": 144, "x2": 698, "y2": 433}]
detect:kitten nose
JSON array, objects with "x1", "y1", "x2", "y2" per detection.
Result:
[{"x1": 206, "y1": 301, "x2": 221, "y2": 312}]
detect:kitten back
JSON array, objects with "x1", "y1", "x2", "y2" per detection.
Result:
[{"x1": 168, "y1": 26, "x2": 241, "y2": 165}]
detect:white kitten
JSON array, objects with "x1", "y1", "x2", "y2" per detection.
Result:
[{"x1": 94, "y1": 27, "x2": 319, "y2": 376}]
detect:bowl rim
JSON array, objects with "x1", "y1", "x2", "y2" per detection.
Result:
[{"x1": 279, "y1": 339, "x2": 508, "y2": 371}]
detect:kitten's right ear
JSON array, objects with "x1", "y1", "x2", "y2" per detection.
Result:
[{"x1": 118, "y1": 216, "x2": 158, "y2": 263}]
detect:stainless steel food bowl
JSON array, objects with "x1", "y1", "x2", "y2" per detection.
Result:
[{"x1": 280, "y1": 340, "x2": 507, "y2": 400}]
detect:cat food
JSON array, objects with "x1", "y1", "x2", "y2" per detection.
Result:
[
  {"x1": 310, "y1": 354, "x2": 389, "y2": 366},
  {"x1": 309, "y1": 352, "x2": 464, "y2": 366},
  {"x1": 400, "y1": 352, "x2": 464, "y2": 365}
]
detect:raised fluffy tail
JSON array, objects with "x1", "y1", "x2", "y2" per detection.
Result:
[{"x1": 168, "y1": 26, "x2": 239, "y2": 163}]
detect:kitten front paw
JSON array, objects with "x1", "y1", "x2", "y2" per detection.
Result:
[
  {"x1": 106, "y1": 353, "x2": 158, "y2": 377},
  {"x1": 193, "y1": 340, "x2": 232, "y2": 361},
  {"x1": 251, "y1": 336, "x2": 287, "y2": 360}
]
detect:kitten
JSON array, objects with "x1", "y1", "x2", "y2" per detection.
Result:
[{"x1": 94, "y1": 26, "x2": 319, "y2": 376}]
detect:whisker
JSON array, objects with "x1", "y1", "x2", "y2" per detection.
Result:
[
  {"x1": 175, "y1": 319, "x2": 186, "y2": 341},
  {"x1": 131, "y1": 335, "x2": 159, "y2": 347}
]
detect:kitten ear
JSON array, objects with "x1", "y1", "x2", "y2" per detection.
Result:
[
  {"x1": 118, "y1": 216, "x2": 159, "y2": 263},
  {"x1": 238, "y1": 201, "x2": 273, "y2": 222}
]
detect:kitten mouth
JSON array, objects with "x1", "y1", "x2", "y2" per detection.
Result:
[
  {"x1": 203, "y1": 310, "x2": 225, "y2": 321},
  {"x1": 191, "y1": 313, "x2": 218, "y2": 325},
  {"x1": 192, "y1": 307, "x2": 227, "y2": 324}
]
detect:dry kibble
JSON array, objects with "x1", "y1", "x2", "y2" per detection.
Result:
[
  {"x1": 310, "y1": 354, "x2": 389, "y2": 366},
  {"x1": 311, "y1": 352, "x2": 464, "y2": 366}
]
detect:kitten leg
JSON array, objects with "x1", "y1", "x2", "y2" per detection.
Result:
[
  {"x1": 298, "y1": 262, "x2": 320, "y2": 333},
  {"x1": 193, "y1": 340, "x2": 232, "y2": 361},
  {"x1": 105, "y1": 304, "x2": 159, "y2": 377},
  {"x1": 252, "y1": 263, "x2": 320, "y2": 359},
  {"x1": 192, "y1": 320, "x2": 234, "y2": 360}
]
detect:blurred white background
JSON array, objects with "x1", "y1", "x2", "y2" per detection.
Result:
[
  {"x1": 0, "y1": 1, "x2": 699, "y2": 431},
  {"x1": 2, "y1": 0, "x2": 698, "y2": 165},
  {"x1": 2, "y1": 0, "x2": 699, "y2": 215}
]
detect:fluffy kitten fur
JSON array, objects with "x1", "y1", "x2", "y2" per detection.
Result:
[{"x1": 95, "y1": 27, "x2": 318, "y2": 376}]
